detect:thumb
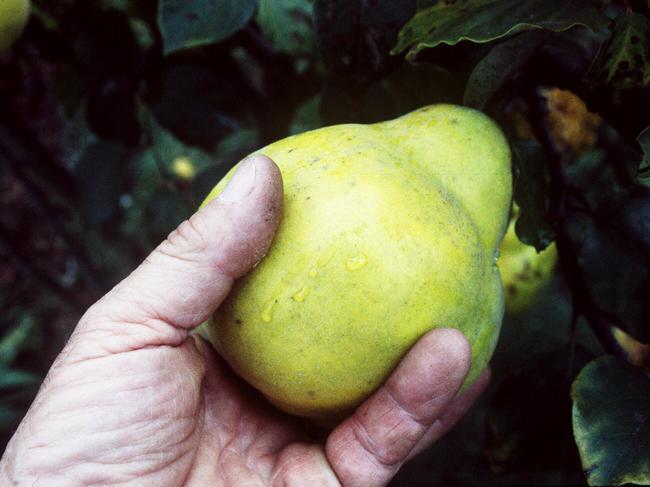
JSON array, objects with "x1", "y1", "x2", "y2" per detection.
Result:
[{"x1": 70, "y1": 155, "x2": 282, "y2": 359}]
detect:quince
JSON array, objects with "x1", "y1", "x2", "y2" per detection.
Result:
[
  {"x1": 202, "y1": 105, "x2": 512, "y2": 422},
  {"x1": 498, "y1": 214, "x2": 557, "y2": 314},
  {"x1": 0, "y1": 0, "x2": 29, "y2": 53}
]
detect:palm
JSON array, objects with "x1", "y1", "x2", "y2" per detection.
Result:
[{"x1": 185, "y1": 338, "x2": 335, "y2": 486}]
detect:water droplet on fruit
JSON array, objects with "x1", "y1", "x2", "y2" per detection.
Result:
[
  {"x1": 261, "y1": 299, "x2": 276, "y2": 323},
  {"x1": 292, "y1": 287, "x2": 309, "y2": 302},
  {"x1": 308, "y1": 248, "x2": 337, "y2": 278},
  {"x1": 346, "y1": 253, "x2": 368, "y2": 271}
]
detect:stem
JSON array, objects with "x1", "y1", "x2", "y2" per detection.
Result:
[{"x1": 524, "y1": 86, "x2": 626, "y2": 358}]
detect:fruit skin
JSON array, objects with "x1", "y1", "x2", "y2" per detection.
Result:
[
  {"x1": 202, "y1": 105, "x2": 512, "y2": 422},
  {"x1": 498, "y1": 219, "x2": 557, "y2": 314},
  {"x1": 0, "y1": 0, "x2": 30, "y2": 53}
]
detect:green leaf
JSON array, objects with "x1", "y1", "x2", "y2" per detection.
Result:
[
  {"x1": 576, "y1": 185, "x2": 650, "y2": 340},
  {"x1": 393, "y1": 0, "x2": 607, "y2": 60},
  {"x1": 158, "y1": 0, "x2": 258, "y2": 55},
  {"x1": 256, "y1": 0, "x2": 315, "y2": 56},
  {"x1": 572, "y1": 356, "x2": 650, "y2": 486},
  {"x1": 585, "y1": 12, "x2": 650, "y2": 102},
  {"x1": 512, "y1": 139, "x2": 555, "y2": 251},
  {"x1": 464, "y1": 31, "x2": 548, "y2": 109}
]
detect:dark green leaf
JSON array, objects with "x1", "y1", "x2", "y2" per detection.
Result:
[
  {"x1": 576, "y1": 185, "x2": 650, "y2": 341},
  {"x1": 74, "y1": 141, "x2": 129, "y2": 226},
  {"x1": 638, "y1": 126, "x2": 650, "y2": 173},
  {"x1": 585, "y1": 12, "x2": 650, "y2": 102},
  {"x1": 158, "y1": 0, "x2": 258, "y2": 54},
  {"x1": 315, "y1": 0, "x2": 416, "y2": 86},
  {"x1": 572, "y1": 356, "x2": 650, "y2": 486},
  {"x1": 512, "y1": 139, "x2": 555, "y2": 251},
  {"x1": 492, "y1": 278, "x2": 602, "y2": 375},
  {"x1": 393, "y1": 0, "x2": 607, "y2": 60},
  {"x1": 464, "y1": 31, "x2": 548, "y2": 109},
  {"x1": 256, "y1": 0, "x2": 315, "y2": 56},
  {"x1": 151, "y1": 63, "x2": 253, "y2": 149}
]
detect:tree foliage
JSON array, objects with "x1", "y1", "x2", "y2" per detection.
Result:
[{"x1": 0, "y1": 0, "x2": 649, "y2": 484}]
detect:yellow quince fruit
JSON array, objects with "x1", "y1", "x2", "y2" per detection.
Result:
[
  {"x1": 202, "y1": 105, "x2": 512, "y2": 423},
  {"x1": 0, "y1": 0, "x2": 30, "y2": 53}
]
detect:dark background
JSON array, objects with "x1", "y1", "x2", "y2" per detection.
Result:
[{"x1": 1, "y1": 0, "x2": 649, "y2": 484}]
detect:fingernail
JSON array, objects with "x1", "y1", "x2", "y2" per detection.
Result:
[{"x1": 219, "y1": 157, "x2": 257, "y2": 202}]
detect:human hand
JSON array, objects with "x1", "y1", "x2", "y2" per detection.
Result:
[{"x1": 0, "y1": 155, "x2": 489, "y2": 486}]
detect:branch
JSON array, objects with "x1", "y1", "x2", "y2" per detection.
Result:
[{"x1": 524, "y1": 85, "x2": 627, "y2": 358}]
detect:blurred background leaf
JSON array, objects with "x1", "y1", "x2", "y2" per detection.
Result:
[
  {"x1": 158, "y1": 0, "x2": 259, "y2": 54},
  {"x1": 256, "y1": 0, "x2": 315, "y2": 57}
]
